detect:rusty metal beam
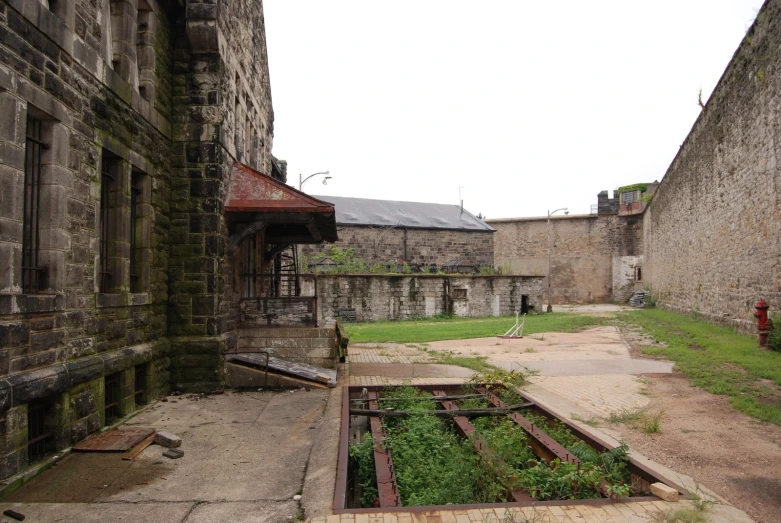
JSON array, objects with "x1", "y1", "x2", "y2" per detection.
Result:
[
  {"x1": 478, "y1": 387, "x2": 581, "y2": 465},
  {"x1": 367, "y1": 392, "x2": 402, "y2": 508},
  {"x1": 433, "y1": 390, "x2": 534, "y2": 502}
]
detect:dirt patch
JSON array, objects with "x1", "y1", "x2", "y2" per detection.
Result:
[
  {"x1": 604, "y1": 373, "x2": 781, "y2": 523},
  {"x1": 688, "y1": 342, "x2": 705, "y2": 351}
]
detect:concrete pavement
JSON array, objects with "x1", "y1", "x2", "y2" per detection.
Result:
[{"x1": 1, "y1": 389, "x2": 329, "y2": 522}]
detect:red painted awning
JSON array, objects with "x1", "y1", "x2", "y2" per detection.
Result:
[{"x1": 225, "y1": 162, "x2": 335, "y2": 213}]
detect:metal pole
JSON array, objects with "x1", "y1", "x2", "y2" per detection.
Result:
[
  {"x1": 547, "y1": 211, "x2": 552, "y2": 312},
  {"x1": 546, "y1": 207, "x2": 568, "y2": 313}
]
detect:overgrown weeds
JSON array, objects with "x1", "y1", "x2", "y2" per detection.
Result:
[{"x1": 607, "y1": 407, "x2": 664, "y2": 434}]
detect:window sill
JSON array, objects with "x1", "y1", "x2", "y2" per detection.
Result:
[
  {"x1": 96, "y1": 293, "x2": 129, "y2": 308},
  {"x1": 0, "y1": 293, "x2": 66, "y2": 314}
]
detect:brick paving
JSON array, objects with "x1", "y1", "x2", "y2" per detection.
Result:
[
  {"x1": 526, "y1": 374, "x2": 650, "y2": 417},
  {"x1": 349, "y1": 344, "x2": 436, "y2": 364},
  {"x1": 311, "y1": 499, "x2": 695, "y2": 522}
]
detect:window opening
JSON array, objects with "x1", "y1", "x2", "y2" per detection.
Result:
[
  {"x1": 621, "y1": 190, "x2": 639, "y2": 205},
  {"x1": 104, "y1": 372, "x2": 121, "y2": 423},
  {"x1": 242, "y1": 236, "x2": 257, "y2": 298},
  {"x1": 636, "y1": 267, "x2": 643, "y2": 282},
  {"x1": 27, "y1": 399, "x2": 52, "y2": 462},
  {"x1": 134, "y1": 363, "x2": 148, "y2": 407},
  {"x1": 130, "y1": 171, "x2": 142, "y2": 293},
  {"x1": 23, "y1": 116, "x2": 46, "y2": 293},
  {"x1": 100, "y1": 154, "x2": 117, "y2": 292}
]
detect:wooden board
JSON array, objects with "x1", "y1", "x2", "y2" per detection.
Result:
[
  {"x1": 226, "y1": 354, "x2": 337, "y2": 387},
  {"x1": 73, "y1": 427, "x2": 155, "y2": 452},
  {"x1": 122, "y1": 432, "x2": 156, "y2": 460}
]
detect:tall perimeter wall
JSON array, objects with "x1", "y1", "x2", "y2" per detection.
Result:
[
  {"x1": 644, "y1": 0, "x2": 781, "y2": 331},
  {"x1": 489, "y1": 214, "x2": 643, "y2": 304}
]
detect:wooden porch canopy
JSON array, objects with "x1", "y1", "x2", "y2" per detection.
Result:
[{"x1": 225, "y1": 162, "x2": 338, "y2": 245}]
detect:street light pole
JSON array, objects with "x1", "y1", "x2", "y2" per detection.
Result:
[
  {"x1": 299, "y1": 171, "x2": 331, "y2": 191},
  {"x1": 547, "y1": 207, "x2": 569, "y2": 313}
]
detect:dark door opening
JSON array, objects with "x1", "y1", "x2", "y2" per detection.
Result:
[{"x1": 521, "y1": 295, "x2": 529, "y2": 314}]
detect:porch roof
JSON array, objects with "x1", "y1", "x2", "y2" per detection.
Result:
[{"x1": 225, "y1": 162, "x2": 338, "y2": 243}]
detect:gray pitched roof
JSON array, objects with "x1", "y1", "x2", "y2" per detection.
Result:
[{"x1": 310, "y1": 195, "x2": 495, "y2": 232}]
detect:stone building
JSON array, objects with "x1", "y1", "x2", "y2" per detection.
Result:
[
  {"x1": 300, "y1": 195, "x2": 495, "y2": 270},
  {"x1": 0, "y1": 0, "x2": 336, "y2": 481}
]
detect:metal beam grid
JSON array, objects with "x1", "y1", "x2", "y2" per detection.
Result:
[
  {"x1": 367, "y1": 391, "x2": 402, "y2": 508},
  {"x1": 432, "y1": 390, "x2": 534, "y2": 502},
  {"x1": 478, "y1": 387, "x2": 581, "y2": 465}
]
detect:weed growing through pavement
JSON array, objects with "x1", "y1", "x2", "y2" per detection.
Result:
[
  {"x1": 608, "y1": 407, "x2": 664, "y2": 434},
  {"x1": 649, "y1": 486, "x2": 715, "y2": 523}
]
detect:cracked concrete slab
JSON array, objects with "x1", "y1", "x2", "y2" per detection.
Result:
[{"x1": 3, "y1": 389, "x2": 328, "y2": 521}]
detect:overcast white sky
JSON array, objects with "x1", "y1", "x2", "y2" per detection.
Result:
[{"x1": 264, "y1": 1, "x2": 764, "y2": 219}]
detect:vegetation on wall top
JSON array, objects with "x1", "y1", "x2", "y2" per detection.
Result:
[{"x1": 617, "y1": 183, "x2": 649, "y2": 194}]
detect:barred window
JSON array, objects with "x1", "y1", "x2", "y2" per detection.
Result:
[
  {"x1": 130, "y1": 171, "x2": 147, "y2": 293},
  {"x1": 621, "y1": 190, "x2": 639, "y2": 205},
  {"x1": 23, "y1": 116, "x2": 45, "y2": 293},
  {"x1": 100, "y1": 153, "x2": 118, "y2": 292}
]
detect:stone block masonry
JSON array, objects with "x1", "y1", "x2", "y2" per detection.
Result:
[
  {"x1": 168, "y1": 0, "x2": 275, "y2": 391},
  {"x1": 301, "y1": 226, "x2": 494, "y2": 268},
  {"x1": 0, "y1": 0, "x2": 178, "y2": 480},
  {"x1": 313, "y1": 275, "x2": 543, "y2": 323},
  {"x1": 488, "y1": 214, "x2": 642, "y2": 304},
  {"x1": 643, "y1": 0, "x2": 781, "y2": 331}
]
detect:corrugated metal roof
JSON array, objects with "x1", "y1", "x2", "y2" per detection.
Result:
[{"x1": 310, "y1": 195, "x2": 495, "y2": 232}]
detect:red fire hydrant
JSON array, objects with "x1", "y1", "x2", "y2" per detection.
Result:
[{"x1": 754, "y1": 300, "x2": 773, "y2": 348}]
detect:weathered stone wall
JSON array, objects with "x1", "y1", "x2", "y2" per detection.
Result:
[
  {"x1": 301, "y1": 226, "x2": 495, "y2": 267},
  {"x1": 489, "y1": 214, "x2": 643, "y2": 304},
  {"x1": 169, "y1": 0, "x2": 275, "y2": 390},
  {"x1": 312, "y1": 275, "x2": 543, "y2": 323},
  {"x1": 643, "y1": 0, "x2": 781, "y2": 331},
  {"x1": 0, "y1": 0, "x2": 178, "y2": 479}
]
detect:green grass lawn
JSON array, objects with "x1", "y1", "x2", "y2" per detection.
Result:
[
  {"x1": 344, "y1": 313, "x2": 610, "y2": 344},
  {"x1": 344, "y1": 308, "x2": 781, "y2": 426},
  {"x1": 615, "y1": 309, "x2": 781, "y2": 426}
]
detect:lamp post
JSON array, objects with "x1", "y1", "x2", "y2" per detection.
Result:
[
  {"x1": 299, "y1": 171, "x2": 331, "y2": 191},
  {"x1": 547, "y1": 207, "x2": 569, "y2": 312}
]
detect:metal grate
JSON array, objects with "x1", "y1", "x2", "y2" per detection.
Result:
[
  {"x1": 104, "y1": 373, "x2": 120, "y2": 422},
  {"x1": 22, "y1": 116, "x2": 46, "y2": 293},
  {"x1": 242, "y1": 236, "x2": 257, "y2": 298},
  {"x1": 99, "y1": 155, "x2": 116, "y2": 292},
  {"x1": 27, "y1": 400, "x2": 51, "y2": 462},
  {"x1": 134, "y1": 364, "x2": 147, "y2": 407}
]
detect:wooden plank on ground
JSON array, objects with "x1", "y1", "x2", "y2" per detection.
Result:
[
  {"x1": 73, "y1": 427, "x2": 155, "y2": 452},
  {"x1": 122, "y1": 432, "x2": 156, "y2": 460}
]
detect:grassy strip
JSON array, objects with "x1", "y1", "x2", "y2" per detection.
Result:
[
  {"x1": 617, "y1": 309, "x2": 781, "y2": 426},
  {"x1": 345, "y1": 313, "x2": 609, "y2": 343}
]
